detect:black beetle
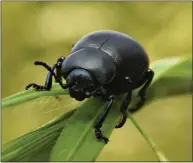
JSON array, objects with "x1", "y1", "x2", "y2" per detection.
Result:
[{"x1": 26, "y1": 30, "x2": 154, "y2": 143}]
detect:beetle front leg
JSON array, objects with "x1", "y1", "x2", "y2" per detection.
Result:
[
  {"x1": 26, "y1": 63, "x2": 56, "y2": 91},
  {"x1": 130, "y1": 69, "x2": 154, "y2": 112},
  {"x1": 26, "y1": 58, "x2": 70, "y2": 91},
  {"x1": 37, "y1": 57, "x2": 70, "y2": 89},
  {"x1": 94, "y1": 95, "x2": 114, "y2": 143}
]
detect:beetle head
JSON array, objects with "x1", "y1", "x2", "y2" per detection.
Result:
[{"x1": 66, "y1": 69, "x2": 97, "y2": 101}]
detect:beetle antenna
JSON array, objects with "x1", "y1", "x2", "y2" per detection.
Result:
[
  {"x1": 34, "y1": 61, "x2": 59, "y2": 79},
  {"x1": 34, "y1": 61, "x2": 54, "y2": 72},
  {"x1": 34, "y1": 61, "x2": 70, "y2": 89}
]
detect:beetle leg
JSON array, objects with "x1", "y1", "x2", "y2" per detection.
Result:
[
  {"x1": 115, "y1": 91, "x2": 132, "y2": 128},
  {"x1": 55, "y1": 56, "x2": 66, "y2": 83},
  {"x1": 115, "y1": 76, "x2": 132, "y2": 128},
  {"x1": 26, "y1": 60, "x2": 70, "y2": 90},
  {"x1": 129, "y1": 69, "x2": 154, "y2": 113},
  {"x1": 94, "y1": 95, "x2": 114, "y2": 143},
  {"x1": 25, "y1": 63, "x2": 56, "y2": 91},
  {"x1": 49, "y1": 56, "x2": 71, "y2": 89}
]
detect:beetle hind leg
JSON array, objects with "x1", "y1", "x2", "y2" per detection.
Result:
[
  {"x1": 115, "y1": 91, "x2": 132, "y2": 128},
  {"x1": 129, "y1": 69, "x2": 154, "y2": 112},
  {"x1": 115, "y1": 77, "x2": 132, "y2": 128}
]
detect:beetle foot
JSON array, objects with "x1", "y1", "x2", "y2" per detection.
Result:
[
  {"x1": 95, "y1": 128, "x2": 109, "y2": 144},
  {"x1": 115, "y1": 113, "x2": 127, "y2": 128},
  {"x1": 25, "y1": 83, "x2": 47, "y2": 91},
  {"x1": 129, "y1": 95, "x2": 145, "y2": 113}
]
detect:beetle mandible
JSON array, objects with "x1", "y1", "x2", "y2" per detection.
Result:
[{"x1": 26, "y1": 30, "x2": 154, "y2": 143}]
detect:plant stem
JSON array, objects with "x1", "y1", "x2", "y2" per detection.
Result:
[{"x1": 128, "y1": 113, "x2": 169, "y2": 162}]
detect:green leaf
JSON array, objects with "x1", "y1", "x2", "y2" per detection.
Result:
[
  {"x1": 2, "y1": 84, "x2": 68, "y2": 108},
  {"x1": 127, "y1": 113, "x2": 169, "y2": 161},
  {"x1": 126, "y1": 57, "x2": 192, "y2": 161},
  {"x1": 2, "y1": 110, "x2": 75, "y2": 161},
  {"x1": 50, "y1": 57, "x2": 192, "y2": 161},
  {"x1": 50, "y1": 95, "x2": 124, "y2": 161},
  {"x1": 2, "y1": 57, "x2": 192, "y2": 161},
  {"x1": 140, "y1": 57, "x2": 192, "y2": 104}
]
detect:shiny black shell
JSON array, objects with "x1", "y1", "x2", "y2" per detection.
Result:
[
  {"x1": 62, "y1": 30, "x2": 149, "y2": 94},
  {"x1": 61, "y1": 48, "x2": 116, "y2": 84}
]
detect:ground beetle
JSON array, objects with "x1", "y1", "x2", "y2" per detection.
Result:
[{"x1": 26, "y1": 30, "x2": 154, "y2": 143}]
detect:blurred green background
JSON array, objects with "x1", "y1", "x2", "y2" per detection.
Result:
[{"x1": 2, "y1": 1, "x2": 192, "y2": 161}]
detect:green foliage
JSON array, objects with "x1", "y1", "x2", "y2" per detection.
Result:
[
  {"x1": 2, "y1": 57, "x2": 192, "y2": 161},
  {"x1": 2, "y1": 84, "x2": 68, "y2": 108}
]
